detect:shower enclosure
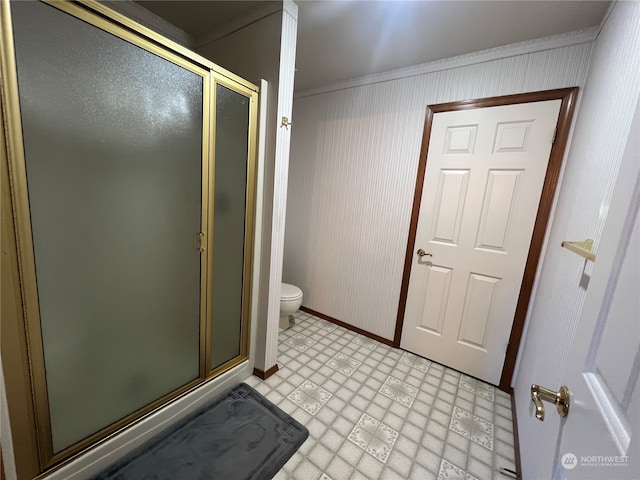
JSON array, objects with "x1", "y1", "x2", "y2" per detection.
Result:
[{"x1": 1, "y1": 0, "x2": 258, "y2": 472}]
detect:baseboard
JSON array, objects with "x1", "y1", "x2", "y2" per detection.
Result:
[
  {"x1": 253, "y1": 364, "x2": 278, "y2": 380},
  {"x1": 510, "y1": 387, "x2": 523, "y2": 480},
  {"x1": 299, "y1": 306, "x2": 394, "y2": 347}
]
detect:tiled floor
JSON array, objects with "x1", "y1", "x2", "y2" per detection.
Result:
[{"x1": 245, "y1": 311, "x2": 517, "y2": 480}]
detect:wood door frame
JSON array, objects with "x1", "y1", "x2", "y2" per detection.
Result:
[{"x1": 393, "y1": 87, "x2": 579, "y2": 392}]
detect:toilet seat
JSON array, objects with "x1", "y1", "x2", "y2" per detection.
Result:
[{"x1": 281, "y1": 283, "x2": 303, "y2": 301}]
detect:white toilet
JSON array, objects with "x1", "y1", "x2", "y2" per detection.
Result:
[{"x1": 280, "y1": 283, "x2": 303, "y2": 330}]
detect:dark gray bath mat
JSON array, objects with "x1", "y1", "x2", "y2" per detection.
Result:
[{"x1": 94, "y1": 383, "x2": 309, "y2": 480}]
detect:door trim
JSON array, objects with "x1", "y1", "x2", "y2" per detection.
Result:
[{"x1": 393, "y1": 87, "x2": 579, "y2": 392}]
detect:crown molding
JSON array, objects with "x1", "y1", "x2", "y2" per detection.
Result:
[
  {"x1": 295, "y1": 26, "x2": 599, "y2": 98},
  {"x1": 195, "y1": 2, "x2": 283, "y2": 49},
  {"x1": 596, "y1": 1, "x2": 617, "y2": 39},
  {"x1": 101, "y1": 0, "x2": 194, "y2": 47}
]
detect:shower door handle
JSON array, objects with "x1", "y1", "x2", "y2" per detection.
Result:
[{"x1": 195, "y1": 232, "x2": 206, "y2": 252}]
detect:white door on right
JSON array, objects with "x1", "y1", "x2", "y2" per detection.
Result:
[
  {"x1": 401, "y1": 100, "x2": 561, "y2": 385},
  {"x1": 554, "y1": 105, "x2": 639, "y2": 479}
]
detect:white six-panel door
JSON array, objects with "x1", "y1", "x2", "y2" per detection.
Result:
[
  {"x1": 554, "y1": 103, "x2": 639, "y2": 479},
  {"x1": 401, "y1": 100, "x2": 561, "y2": 385}
]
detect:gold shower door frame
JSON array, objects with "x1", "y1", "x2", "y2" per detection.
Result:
[
  {"x1": 207, "y1": 72, "x2": 259, "y2": 379},
  {"x1": 0, "y1": 0, "x2": 259, "y2": 474}
]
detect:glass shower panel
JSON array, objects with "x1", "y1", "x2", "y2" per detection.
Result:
[
  {"x1": 11, "y1": 2, "x2": 203, "y2": 453},
  {"x1": 210, "y1": 84, "x2": 250, "y2": 370}
]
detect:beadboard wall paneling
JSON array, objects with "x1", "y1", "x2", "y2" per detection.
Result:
[
  {"x1": 514, "y1": 3, "x2": 640, "y2": 478},
  {"x1": 196, "y1": 12, "x2": 283, "y2": 371},
  {"x1": 284, "y1": 41, "x2": 592, "y2": 340},
  {"x1": 264, "y1": 1, "x2": 299, "y2": 370}
]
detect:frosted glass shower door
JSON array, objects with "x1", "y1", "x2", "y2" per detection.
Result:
[
  {"x1": 210, "y1": 81, "x2": 253, "y2": 371},
  {"x1": 11, "y1": 1, "x2": 207, "y2": 457}
]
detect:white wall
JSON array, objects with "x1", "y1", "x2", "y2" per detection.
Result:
[
  {"x1": 284, "y1": 36, "x2": 593, "y2": 340},
  {"x1": 263, "y1": 1, "x2": 299, "y2": 370},
  {"x1": 514, "y1": 2, "x2": 640, "y2": 478}
]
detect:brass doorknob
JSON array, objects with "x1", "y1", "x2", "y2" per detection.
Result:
[
  {"x1": 416, "y1": 249, "x2": 432, "y2": 258},
  {"x1": 531, "y1": 384, "x2": 570, "y2": 421}
]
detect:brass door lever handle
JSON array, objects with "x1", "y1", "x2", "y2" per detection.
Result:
[
  {"x1": 416, "y1": 249, "x2": 432, "y2": 258},
  {"x1": 531, "y1": 384, "x2": 570, "y2": 421}
]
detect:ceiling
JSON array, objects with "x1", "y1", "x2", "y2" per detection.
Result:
[{"x1": 136, "y1": 0, "x2": 610, "y2": 92}]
